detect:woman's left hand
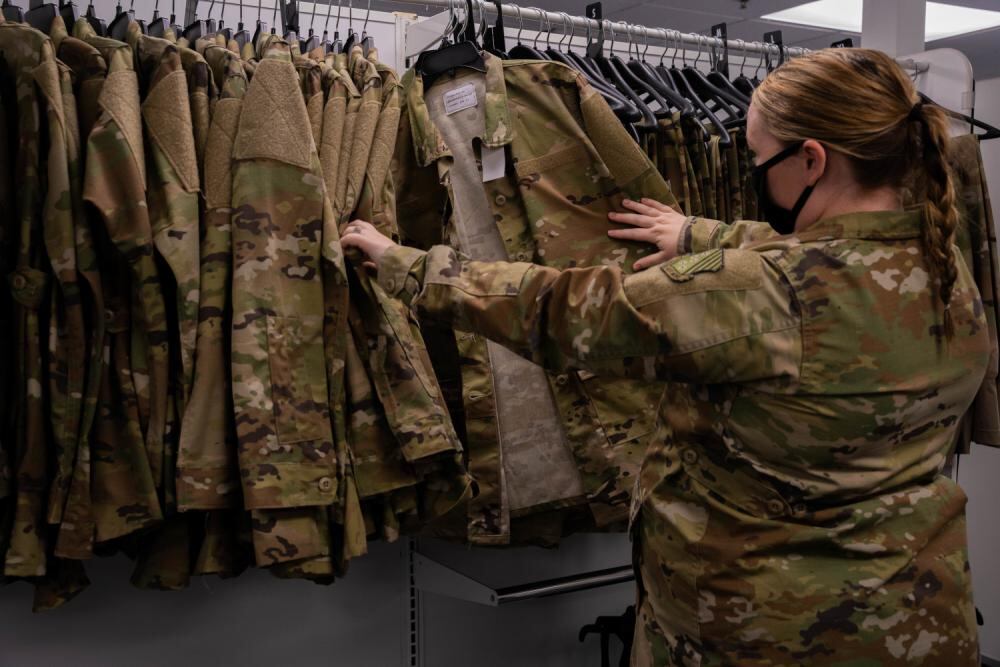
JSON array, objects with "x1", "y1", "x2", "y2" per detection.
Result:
[{"x1": 341, "y1": 220, "x2": 397, "y2": 269}]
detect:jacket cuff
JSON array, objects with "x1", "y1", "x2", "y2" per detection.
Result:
[
  {"x1": 680, "y1": 217, "x2": 723, "y2": 254},
  {"x1": 378, "y1": 245, "x2": 428, "y2": 305}
]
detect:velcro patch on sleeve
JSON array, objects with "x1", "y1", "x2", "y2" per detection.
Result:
[{"x1": 662, "y1": 248, "x2": 725, "y2": 282}]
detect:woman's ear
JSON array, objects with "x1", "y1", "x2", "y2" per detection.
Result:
[{"x1": 802, "y1": 139, "x2": 827, "y2": 186}]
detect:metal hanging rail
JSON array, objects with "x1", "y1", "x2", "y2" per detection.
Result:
[{"x1": 391, "y1": 0, "x2": 929, "y2": 74}]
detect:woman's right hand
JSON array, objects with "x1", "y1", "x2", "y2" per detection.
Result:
[{"x1": 608, "y1": 198, "x2": 688, "y2": 271}]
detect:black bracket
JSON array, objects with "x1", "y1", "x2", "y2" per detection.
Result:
[
  {"x1": 585, "y1": 2, "x2": 603, "y2": 58},
  {"x1": 281, "y1": 0, "x2": 299, "y2": 34},
  {"x1": 763, "y1": 29, "x2": 784, "y2": 71},
  {"x1": 710, "y1": 22, "x2": 729, "y2": 77},
  {"x1": 831, "y1": 37, "x2": 854, "y2": 48}
]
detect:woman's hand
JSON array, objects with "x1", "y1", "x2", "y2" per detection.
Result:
[
  {"x1": 608, "y1": 198, "x2": 688, "y2": 271},
  {"x1": 340, "y1": 220, "x2": 397, "y2": 269}
]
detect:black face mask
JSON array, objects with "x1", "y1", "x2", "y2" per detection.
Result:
[{"x1": 750, "y1": 141, "x2": 816, "y2": 235}]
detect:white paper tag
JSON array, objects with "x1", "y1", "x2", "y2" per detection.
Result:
[
  {"x1": 481, "y1": 145, "x2": 505, "y2": 182},
  {"x1": 443, "y1": 83, "x2": 478, "y2": 115}
]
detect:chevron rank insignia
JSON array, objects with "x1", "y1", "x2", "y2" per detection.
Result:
[{"x1": 662, "y1": 248, "x2": 725, "y2": 282}]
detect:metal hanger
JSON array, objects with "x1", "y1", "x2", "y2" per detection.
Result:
[
  {"x1": 620, "y1": 22, "x2": 680, "y2": 119},
  {"x1": 341, "y1": 0, "x2": 354, "y2": 51},
  {"x1": 482, "y1": 0, "x2": 506, "y2": 57},
  {"x1": 668, "y1": 32, "x2": 731, "y2": 143},
  {"x1": 593, "y1": 20, "x2": 656, "y2": 128},
  {"x1": 732, "y1": 39, "x2": 756, "y2": 97},
  {"x1": 359, "y1": 0, "x2": 373, "y2": 56},
  {"x1": 147, "y1": 0, "x2": 169, "y2": 36},
  {"x1": 300, "y1": 0, "x2": 319, "y2": 52},
  {"x1": 214, "y1": 0, "x2": 231, "y2": 43},
  {"x1": 232, "y1": 0, "x2": 250, "y2": 49},
  {"x1": 251, "y1": 0, "x2": 268, "y2": 49},
  {"x1": 182, "y1": 0, "x2": 209, "y2": 41},
  {"x1": 508, "y1": 5, "x2": 545, "y2": 59},
  {"x1": 545, "y1": 11, "x2": 632, "y2": 117},
  {"x1": 281, "y1": 0, "x2": 298, "y2": 43}
]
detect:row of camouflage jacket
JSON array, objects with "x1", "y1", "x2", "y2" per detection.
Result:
[
  {"x1": 0, "y1": 14, "x2": 479, "y2": 609},
  {"x1": 2, "y1": 12, "x2": 999, "y2": 611}
]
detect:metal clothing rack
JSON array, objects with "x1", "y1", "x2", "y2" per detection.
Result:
[{"x1": 392, "y1": 0, "x2": 930, "y2": 74}]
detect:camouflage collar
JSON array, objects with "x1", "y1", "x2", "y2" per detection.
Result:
[
  {"x1": 403, "y1": 51, "x2": 512, "y2": 167},
  {"x1": 796, "y1": 209, "x2": 923, "y2": 241}
]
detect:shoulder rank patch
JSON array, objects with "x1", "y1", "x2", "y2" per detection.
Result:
[{"x1": 662, "y1": 248, "x2": 725, "y2": 282}]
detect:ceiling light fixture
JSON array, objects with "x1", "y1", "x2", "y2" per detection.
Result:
[{"x1": 761, "y1": 0, "x2": 1000, "y2": 41}]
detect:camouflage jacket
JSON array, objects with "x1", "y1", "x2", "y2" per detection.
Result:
[
  {"x1": 176, "y1": 43, "x2": 245, "y2": 511},
  {"x1": 230, "y1": 38, "x2": 347, "y2": 569},
  {"x1": 73, "y1": 21, "x2": 164, "y2": 551},
  {"x1": 393, "y1": 53, "x2": 676, "y2": 543},
  {"x1": 379, "y1": 208, "x2": 989, "y2": 663},
  {"x1": 0, "y1": 20, "x2": 67, "y2": 580}
]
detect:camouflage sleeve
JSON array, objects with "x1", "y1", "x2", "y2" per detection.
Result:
[
  {"x1": 680, "y1": 217, "x2": 781, "y2": 253},
  {"x1": 379, "y1": 244, "x2": 802, "y2": 385}
]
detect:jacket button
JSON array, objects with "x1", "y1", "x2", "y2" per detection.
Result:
[
  {"x1": 11, "y1": 273, "x2": 26, "y2": 290},
  {"x1": 105, "y1": 308, "x2": 115, "y2": 324},
  {"x1": 792, "y1": 503, "x2": 807, "y2": 515},
  {"x1": 681, "y1": 449, "x2": 698, "y2": 465},
  {"x1": 766, "y1": 499, "x2": 785, "y2": 515},
  {"x1": 494, "y1": 194, "x2": 506, "y2": 206},
  {"x1": 385, "y1": 278, "x2": 396, "y2": 291},
  {"x1": 555, "y1": 374, "x2": 568, "y2": 386},
  {"x1": 515, "y1": 252, "x2": 529, "y2": 262},
  {"x1": 318, "y1": 477, "x2": 333, "y2": 492}
]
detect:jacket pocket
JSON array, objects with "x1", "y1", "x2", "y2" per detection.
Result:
[
  {"x1": 575, "y1": 371, "x2": 658, "y2": 448},
  {"x1": 266, "y1": 315, "x2": 330, "y2": 444}
]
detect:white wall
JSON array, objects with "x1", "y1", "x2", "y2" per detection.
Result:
[{"x1": 957, "y1": 75, "x2": 1000, "y2": 664}]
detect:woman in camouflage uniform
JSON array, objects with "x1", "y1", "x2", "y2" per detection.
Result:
[{"x1": 344, "y1": 49, "x2": 988, "y2": 666}]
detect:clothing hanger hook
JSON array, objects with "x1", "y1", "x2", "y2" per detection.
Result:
[
  {"x1": 557, "y1": 11, "x2": 569, "y2": 49},
  {"x1": 514, "y1": 4, "x2": 524, "y2": 43},
  {"x1": 606, "y1": 20, "x2": 615, "y2": 56},
  {"x1": 322, "y1": 0, "x2": 333, "y2": 33},
  {"x1": 670, "y1": 30, "x2": 680, "y2": 66},
  {"x1": 737, "y1": 38, "x2": 747, "y2": 75},
  {"x1": 362, "y1": 0, "x2": 370, "y2": 33},
  {"x1": 658, "y1": 28, "x2": 667, "y2": 65},
  {"x1": 640, "y1": 24, "x2": 650, "y2": 61}
]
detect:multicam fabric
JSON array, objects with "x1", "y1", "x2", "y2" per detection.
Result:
[
  {"x1": 394, "y1": 53, "x2": 676, "y2": 543},
  {"x1": 377, "y1": 208, "x2": 988, "y2": 665}
]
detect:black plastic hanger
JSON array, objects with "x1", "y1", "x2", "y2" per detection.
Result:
[
  {"x1": 147, "y1": 0, "x2": 169, "y2": 36},
  {"x1": 681, "y1": 37, "x2": 740, "y2": 122},
  {"x1": 621, "y1": 23, "x2": 685, "y2": 119},
  {"x1": 316, "y1": 0, "x2": 336, "y2": 53},
  {"x1": 358, "y1": 0, "x2": 373, "y2": 56},
  {"x1": 108, "y1": 0, "x2": 136, "y2": 41},
  {"x1": 211, "y1": 0, "x2": 229, "y2": 42},
  {"x1": 920, "y1": 92, "x2": 1000, "y2": 141},
  {"x1": 82, "y1": 0, "x2": 104, "y2": 34},
  {"x1": 281, "y1": 0, "x2": 298, "y2": 44},
  {"x1": 340, "y1": 0, "x2": 355, "y2": 52},
  {"x1": 232, "y1": 0, "x2": 249, "y2": 48},
  {"x1": 482, "y1": 0, "x2": 506, "y2": 58},
  {"x1": 25, "y1": 0, "x2": 58, "y2": 32},
  {"x1": 574, "y1": 8, "x2": 640, "y2": 121},
  {"x1": 593, "y1": 21, "x2": 656, "y2": 127},
  {"x1": 299, "y1": 0, "x2": 318, "y2": 52},
  {"x1": 58, "y1": 0, "x2": 78, "y2": 28},
  {"x1": 251, "y1": 0, "x2": 268, "y2": 49},
  {"x1": 731, "y1": 39, "x2": 756, "y2": 97},
  {"x1": 414, "y1": 0, "x2": 485, "y2": 89},
  {"x1": 666, "y1": 32, "x2": 728, "y2": 144},
  {"x1": 634, "y1": 29, "x2": 694, "y2": 116},
  {"x1": 507, "y1": 5, "x2": 546, "y2": 60},
  {"x1": 1, "y1": 0, "x2": 24, "y2": 23}
]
